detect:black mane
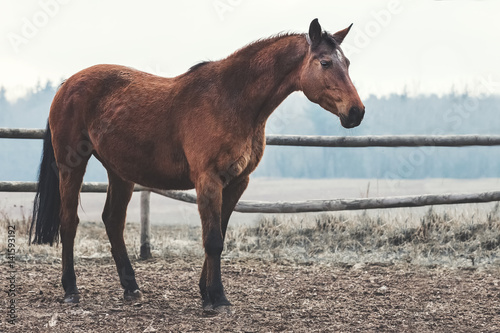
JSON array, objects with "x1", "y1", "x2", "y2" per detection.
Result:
[{"x1": 188, "y1": 61, "x2": 211, "y2": 72}]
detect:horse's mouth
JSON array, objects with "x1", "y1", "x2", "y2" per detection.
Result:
[{"x1": 340, "y1": 117, "x2": 362, "y2": 129}]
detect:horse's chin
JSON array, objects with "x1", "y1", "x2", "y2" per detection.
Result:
[{"x1": 340, "y1": 119, "x2": 362, "y2": 129}]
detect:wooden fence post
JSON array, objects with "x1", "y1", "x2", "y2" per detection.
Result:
[{"x1": 140, "y1": 190, "x2": 152, "y2": 259}]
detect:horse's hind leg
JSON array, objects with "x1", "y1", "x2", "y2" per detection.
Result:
[
  {"x1": 58, "y1": 152, "x2": 90, "y2": 303},
  {"x1": 102, "y1": 170, "x2": 141, "y2": 300}
]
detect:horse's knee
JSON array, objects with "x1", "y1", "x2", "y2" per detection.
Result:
[
  {"x1": 59, "y1": 216, "x2": 79, "y2": 240},
  {"x1": 101, "y1": 208, "x2": 110, "y2": 224}
]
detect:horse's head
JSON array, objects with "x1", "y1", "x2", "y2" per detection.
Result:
[{"x1": 300, "y1": 19, "x2": 365, "y2": 129}]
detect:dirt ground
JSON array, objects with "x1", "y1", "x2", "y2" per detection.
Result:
[{"x1": 2, "y1": 257, "x2": 500, "y2": 333}]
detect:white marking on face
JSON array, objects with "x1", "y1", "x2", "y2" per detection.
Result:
[{"x1": 336, "y1": 49, "x2": 343, "y2": 62}]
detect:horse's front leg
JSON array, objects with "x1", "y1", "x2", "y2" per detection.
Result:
[{"x1": 196, "y1": 173, "x2": 230, "y2": 312}]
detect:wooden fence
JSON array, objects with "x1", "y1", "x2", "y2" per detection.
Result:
[{"x1": 2, "y1": 128, "x2": 500, "y2": 258}]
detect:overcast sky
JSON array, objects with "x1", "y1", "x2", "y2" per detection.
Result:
[{"x1": 1, "y1": 0, "x2": 499, "y2": 101}]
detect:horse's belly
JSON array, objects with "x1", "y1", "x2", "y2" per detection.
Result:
[
  {"x1": 109, "y1": 158, "x2": 194, "y2": 190},
  {"x1": 93, "y1": 136, "x2": 194, "y2": 190},
  {"x1": 132, "y1": 171, "x2": 195, "y2": 190}
]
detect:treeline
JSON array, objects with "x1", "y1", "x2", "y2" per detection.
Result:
[{"x1": 1, "y1": 83, "x2": 499, "y2": 181}]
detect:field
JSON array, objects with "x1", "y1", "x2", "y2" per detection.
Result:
[{"x1": 2, "y1": 179, "x2": 500, "y2": 332}]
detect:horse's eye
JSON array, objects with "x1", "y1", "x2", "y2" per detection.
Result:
[{"x1": 320, "y1": 60, "x2": 331, "y2": 68}]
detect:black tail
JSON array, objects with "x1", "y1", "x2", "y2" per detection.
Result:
[{"x1": 30, "y1": 122, "x2": 61, "y2": 245}]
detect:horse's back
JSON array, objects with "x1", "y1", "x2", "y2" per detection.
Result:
[
  {"x1": 49, "y1": 64, "x2": 165, "y2": 144},
  {"x1": 54, "y1": 64, "x2": 166, "y2": 109}
]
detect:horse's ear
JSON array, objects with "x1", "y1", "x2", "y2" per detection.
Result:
[
  {"x1": 308, "y1": 18, "x2": 322, "y2": 47},
  {"x1": 332, "y1": 24, "x2": 353, "y2": 45}
]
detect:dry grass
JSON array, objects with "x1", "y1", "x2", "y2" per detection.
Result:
[
  {"x1": 225, "y1": 204, "x2": 500, "y2": 267},
  {"x1": 1, "y1": 204, "x2": 500, "y2": 268}
]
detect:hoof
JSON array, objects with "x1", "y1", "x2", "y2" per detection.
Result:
[
  {"x1": 203, "y1": 304, "x2": 233, "y2": 316},
  {"x1": 213, "y1": 305, "x2": 233, "y2": 315},
  {"x1": 63, "y1": 293, "x2": 80, "y2": 304},
  {"x1": 203, "y1": 298, "x2": 232, "y2": 315},
  {"x1": 124, "y1": 289, "x2": 142, "y2": 301},
  {"x1": 203, "y1": 302, "x2": 214, "y2": 312}
]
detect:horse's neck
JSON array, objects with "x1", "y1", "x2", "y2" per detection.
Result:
[{"x1": 225, "y1": 34, "x2": 308, "y2": 126}]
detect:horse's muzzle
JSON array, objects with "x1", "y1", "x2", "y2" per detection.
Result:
[{"x1": 340, "y1": 106, "x2": 365, "y2": 129}]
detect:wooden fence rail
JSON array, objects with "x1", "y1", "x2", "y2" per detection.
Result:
[
  {"x1": 150, "y1": 188, "x2": 500, "y2": 213},
  {"x1": 265, "y1": 134, "x2": 500, "y2": 147}
]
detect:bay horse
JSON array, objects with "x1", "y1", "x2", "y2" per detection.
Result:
[{"x1": 30, "y1": 19, "x2": 364, "y2": 311}]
